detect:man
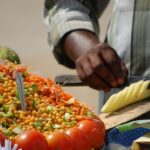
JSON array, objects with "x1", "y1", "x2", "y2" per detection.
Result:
[
  {"x1": 44, "y1": 0, "x2": 150, "y2": 149},
  {"x1": 44, "y1": 0, "x2": 150, "y2": 109},
  {"x1": 44, "y1": 0, "x2": 149, "y2": 92}
]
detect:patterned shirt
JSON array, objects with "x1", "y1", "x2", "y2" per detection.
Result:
[{"x1": 44, "y1": 0, "x2": 150, "y2": 76}]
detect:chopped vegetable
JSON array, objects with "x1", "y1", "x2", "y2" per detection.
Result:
[
  {"x1": 2, "y1": 122, "x2": 9, "y2": 128},
  {"x1": 2, "y1": 104, "x2": 9, "y2": 112},
  {"x1": 34, "y1": 121, "x2": 42, "y2": 128},
  {"x1": 5, "y1": 112, "x2": 14, "y2": 118},
  {"x1": 86, "y1": 111, "x2": 94, "y2": 117},
  {"x1": 12, "y1": 126, "x2": 22, "y2": 135},
  {"x1": 0, "y1": 60, "x2": 104, "y2": 150},
  {"x1": 52, "y1": 124, "x2": 61, "y2": 129},
  {"x1": 0, "y1": 73, "x2": 4, "y2": 82},
  {"x1": 33, "y1": 99, "x2": 39, "y2": 108},
  {"x1": 31, "y1": 84, "x2": 38, "y2": 91},
  {"x1": 46, "y1": 105, "x2": 53, "y2": 113},
  {"x1": 0, "y1": 112, "x2": 5, "y2": 117},
  {"x1": 65, "y1": 121, "x2": 76, "y2": 127},
  {"x1": 4, "y1": 129, "x2": 12, "y2": 136},
  {"x1": 64, "y1": 113, "x2": 71, "y2": 121}
]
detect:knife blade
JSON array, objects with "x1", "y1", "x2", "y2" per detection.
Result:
[
  {"x1": 15, "y1": 71, "x2": 26, "y2": 111},
  {"x1": 55, "y1": 74, "x2": 150, "y2": 88}
]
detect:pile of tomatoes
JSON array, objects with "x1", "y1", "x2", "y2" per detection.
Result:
[{"x1": 0, "y1": 119, "x2": 105, "y2": 150}]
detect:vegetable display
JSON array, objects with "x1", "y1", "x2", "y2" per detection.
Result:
[{"x1": 0, "y1": 60, "x2": 105, "y2": 150}]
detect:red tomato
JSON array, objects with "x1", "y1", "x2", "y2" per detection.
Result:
[
  {"x1": 46, "y1": 131, "x2": 73, "y2": 150},
  {"x1": 0, "y1": 131, "x2": 6, "y2": 147},
  {"x1": 15, "y1": 130, "x2": 48, "y2": 150},
  {"x1": 77, "y1": 119, "x2": 105, "y2": 148},
  {"x1": 65, "y1": 127, "x2": 90, "y2": 150}
]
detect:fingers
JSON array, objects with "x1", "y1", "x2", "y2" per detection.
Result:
[
  {"x1": 84, "y1": 74, "x2": 111, "y2": 92},
  {"x1": 76, "y1": 55, "x2": 111, "y2": 91},
  {"x1": 77, "y1": 66, "x2": 110, "y2": 91},
  {"x1": 97, "y1": 44, "x2": 127, "y2": 84},
  {"x1": 76, "y1": 54, "x2": 111, "y2": 91},
  {"x1": 89, "y1": 53, "x2": 118, "y2": 88},
  {"x1": 75, "y1": 43, "x2": 128, "y2": 91}
]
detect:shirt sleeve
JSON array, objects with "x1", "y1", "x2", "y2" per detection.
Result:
[{"x1": 44, "y1": 0, "x2": 108, "y2": 68}]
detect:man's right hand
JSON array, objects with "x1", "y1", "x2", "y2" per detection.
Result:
[
  {"x1": 75, "y1": 43, "x2": 128, "y2": 91},
  {"x1": 63, "y1": 30, "x2": 128, "y2": 92}
]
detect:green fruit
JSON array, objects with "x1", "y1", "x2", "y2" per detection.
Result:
[{"x1": 0, "y1": 46, "x2": 21, "y2": 64}]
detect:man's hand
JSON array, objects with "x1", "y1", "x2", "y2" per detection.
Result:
[
  {"x1": 63, "y1": 30, "x2": 128, "y2": 91},
  {"x1": 75, "y1": 43, "x2": 128, "y2": 91}
]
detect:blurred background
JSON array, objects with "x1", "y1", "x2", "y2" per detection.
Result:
[{"x1": 0, "y1": 0, "x2": 113, "y2": 113}]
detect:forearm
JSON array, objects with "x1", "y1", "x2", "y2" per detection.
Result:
[
  {"x1": 62, "y1": 29, "x2": 128, "y2": 91},
  {"x1": 63, "y1": 30, "x2": 100, "y2": 62},
  {"x1": 44, "y1": 0, "x2": 102, "y2": 68}
]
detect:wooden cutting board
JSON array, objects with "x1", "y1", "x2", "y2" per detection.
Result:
[{"x1": 99, "y1": 99, "x2": 150, "y2": 130}]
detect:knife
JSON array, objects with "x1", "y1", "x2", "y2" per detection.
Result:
[
  {"x1": 15, "y1": 71, "x2": 26, "y2": 111},
  {"x1": 55, "y1": 74, "x2": 150, "y2": 88},
  {"x1": 55, "y1": 75, "x2": 85, "y2": 86}
]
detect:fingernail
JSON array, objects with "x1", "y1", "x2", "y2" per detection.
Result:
[{"x1": 118, "y1": 77, "x2": 124, "y2": 84}]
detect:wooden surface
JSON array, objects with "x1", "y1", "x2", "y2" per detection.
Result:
[{"x1": 99, "y1": 98, "x2": 150, "y2": 130}]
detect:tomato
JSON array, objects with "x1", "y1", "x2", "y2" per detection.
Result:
[
  {"x1": 65, "y1": 127, "x2": 90, "y2": 150},
  {"x1": 46, "y1": 131, "x2": 73, "y2": 150},
  {"x1": 15, "y1": 130, "x2": 48, "y2": 150},
  {"x1": 0, "y1": 131, "x2": 6, "y2": 147},
  {"x1": 77, "y1": 119, "x2": 105, "y2": 148}
]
